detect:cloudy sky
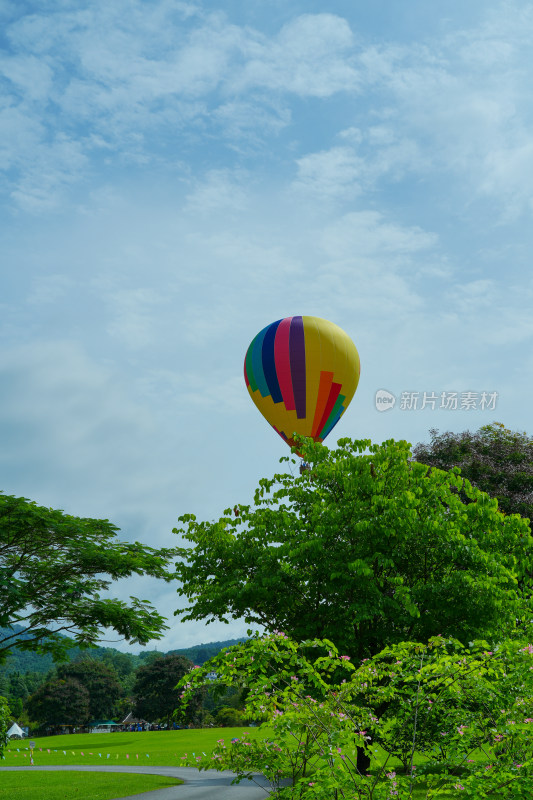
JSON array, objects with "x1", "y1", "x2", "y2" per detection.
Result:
[{"x1": 2, "y1": 0, "x2": 533, "y2": 651}]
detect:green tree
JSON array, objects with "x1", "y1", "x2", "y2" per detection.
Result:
[
  {"x1": 8, "y1": 696, "x2": 22, "y2": 720},
  {"x1": 55, "y1": 658, "x2": 122, "y2": 720},
  {"x1": 179, "y1": 632, "x2": 533, "y2": 799},
  {"x1": 413, "y1": 422, "x2": 533, "y2": 518},
  {"x1": 27, "y1": 678, "x2": 90, "y2": 727},
  {"x1": 7, "y1": 672, "x2": 29, "y2": 703},
  {"x1": 215, "y1": 706, "x2": 243, "y2": 727},
  {"x1": 174, "y1": 437, "x2": 532, "y2": 661},
  {"x1": 99, "y1": 649, "x2": 136, "y2": 683},
  {"x1": 0, "y1": 696, "x2": 9, "y2": 758},
  {"x1": 132, "y1": 654, "x2": 200, "y2": 728},
  {"x1": 0, "y1": 493, "x2": 178, "y2": 663}
]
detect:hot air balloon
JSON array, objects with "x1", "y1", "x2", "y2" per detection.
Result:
[{"x1": 244, "y1": 316, "x2": 360, "y2": 449}]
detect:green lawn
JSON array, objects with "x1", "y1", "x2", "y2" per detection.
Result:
[
  {"x1": 2, "y1": 728, "x2": 261, "y2": 767},
  {"x1": 0, "y1": 771, "x2": 182, "y2": 800},
  {"x1": 0, "y1": 730, "x2": 489, "y2": 798}
]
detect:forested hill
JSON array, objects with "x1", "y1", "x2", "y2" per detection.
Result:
[
  {"x1": 0, "y1": 625, "x2": 247, "y2": 674},
  {"x1": 166, "y1": 640, "x2": 247, "y2": 665}
]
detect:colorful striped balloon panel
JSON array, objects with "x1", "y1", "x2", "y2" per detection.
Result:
[{"x1": 244, "y1": 316, "x2": 360, "y2": 448}]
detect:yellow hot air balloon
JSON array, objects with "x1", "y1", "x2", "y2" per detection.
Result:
[{"x1": 244, "y1": 316, "x2": 360, "y2": 449}]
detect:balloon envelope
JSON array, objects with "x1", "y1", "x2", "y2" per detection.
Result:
[{"x1": 244, "y1": 316, "x2": 360, "y2": 449}]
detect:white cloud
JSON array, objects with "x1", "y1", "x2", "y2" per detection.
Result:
[
  {"x1": 27, "y1": 274, "x2": 74, "y2": 306},
  {"x1": 182, "y1": 169, "x2": 250, "y2": 215},
  {"x1": 212, "y1": 99, "x2": 291, "y2": 147},
  {"x1": 320, "y1": 210, "x2": 438, "y2": 259},
  {"x1": 352, "y1": 4, "x2": 533, "y2": 215},
  {"x1": 3, "y1": 1, "x2": 533, "y2": 219},
  {"x1": 233, "y1": 13, "x2": 359, "y2": 97},
  {"x1": 292, "y1": 147, "x2": 363, "y2": 202},
  {"x1": 0, "y1": 6, "x2": 364, "y2": 211},
  {"x1": 446, "y1": 279, "x2": 497, "y2": 313},
  {"x1": 0, "y1": 53, "x2": 53, "y2": 101},
  {"x1": 106, "y1": 288, "x2": 166, "y2": 348},
  {"x1": 9, "y1": 135, "x2": 88, "y2": 212}
]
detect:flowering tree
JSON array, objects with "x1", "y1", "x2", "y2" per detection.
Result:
[
  {"x1": 178, "y1": 633, "x2": 533, "y2": 799},
  {"x1": 413, "y1": 422, "x2": 533, "y2": 519},
  {"x1": 175, "y1": 437, "x2": 532, "y2": 662}
]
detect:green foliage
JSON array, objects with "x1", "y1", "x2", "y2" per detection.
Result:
[
  {"x1": 0, "y1": 694, "x2": 9, "y2": 757},
  {"x1": 0, "y1": 624, "x2": 245, "y2": 676},
  {"x1": 0, "y1": 627, "x2": 58, "y2": 674},
  {"x1": 0, "y1": 493, "x2": 179, "y2": 663},
  {"x1": 55, "y1": 659, "x2": 123, "y2": 720},
  {"x1": 179, "y1": 632, "x2": 533, "y2": 799},
  {"x1": 27, "y1": 677, "x2": 91, "y2": 727},
  {"x1": 413, "y1": 422, "x2": 533, "y2": 518},
  {"x1": 132, "y1": 654, "x2": 200, "y2": 727},
  {"x1": 166, "y1": 638, "x2": 248, "y2": 665},
  {"x1": 175, "y1": 437, "x2": 532, "y2": 660},
  {"x1": 215, "y1": 705, "x2": 243, "y2": 727},
  {"x1": 8, "y1": 696, "x2": 23, "y2": 718},
  {"x1": 0, "y1": 632, "x2": 249, "y2": 728},
  {"x1": 26, "y1": 658, "x2": 124, "y2": 726}
]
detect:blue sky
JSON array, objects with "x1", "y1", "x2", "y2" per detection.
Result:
[{"x1": 2, "y1": 0, "x2": 533, "y2": 650}]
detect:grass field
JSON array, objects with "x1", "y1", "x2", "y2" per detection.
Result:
[
  {"x1": 2, "y1": 728, "x2": 258, "y2": 767},
  {"x1": 0, "y1": 771, "x2": 183, "y2": 800},
  {"x1": 0, "y1": 729, "x2": 488, "y2": 799}
]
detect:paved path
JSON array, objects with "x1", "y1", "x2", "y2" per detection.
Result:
[{"x1": 0, "y1": 765, "x2": 274, "y2": 799}]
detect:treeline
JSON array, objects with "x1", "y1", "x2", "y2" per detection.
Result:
[
  {"x1": 0, "y1": 627, "x2": 247, "y2": 729},
  {"x1": 0, "y1": 625, "x2": 246, "y2": 674}
]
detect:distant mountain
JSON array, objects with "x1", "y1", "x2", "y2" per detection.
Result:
[
  {"x1": 0, "y1": 625, "x2": 96, "y2": 675},
  {"x1": 166, "y1": 639, "x2": 248, "y2": 666},
  {"x1": 0, "y1": 625, "x2": 246, "y2": 675}
]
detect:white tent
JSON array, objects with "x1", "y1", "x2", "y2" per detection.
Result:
[{"x1": 7, "y1": 722, "x2": 24, "y2": 739}]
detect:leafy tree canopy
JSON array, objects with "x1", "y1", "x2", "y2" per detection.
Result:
[
  {"x1": 132, "y1": 654, "x2": 199, "y2": 727},
  {"x1": 28, "y1": 677, "x2": 90, "y2": 727},
  {"x1": 55, "y1": 658, "x2": 122, "y2": 720},
  {"x1": 0, "y1": 493, "x2": 178, "y2": 663},
  {"x1": 174, "y1": 437, "x2": 533, "y2": 661},
  {"x1": 0, "y1": 696, "x2": 9, "y2": 758},
  {"x1": 413, "y1": 422, "x2": 533, "y2": 518},
  {"x1": 179, "y1": 631, "x2": 533, "y2": 798}
]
